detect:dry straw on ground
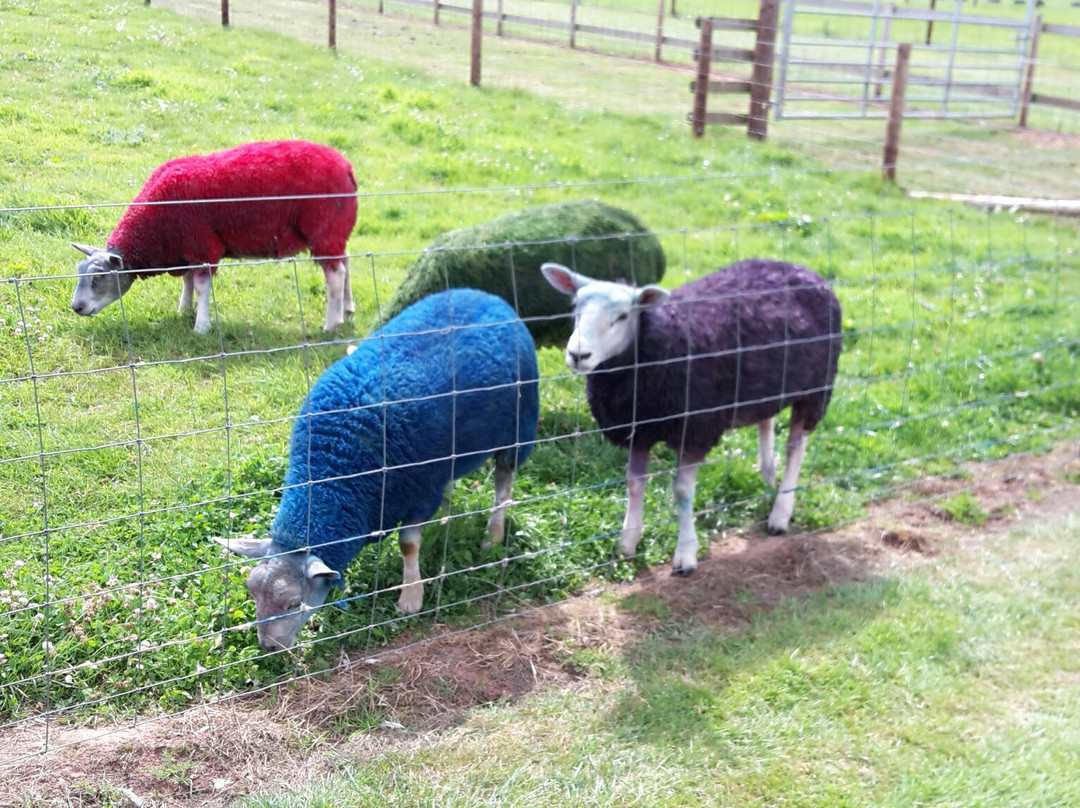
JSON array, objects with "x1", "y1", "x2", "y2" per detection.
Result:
[{"x1": 3, "y1": 443, "x2": 1078, "y2": 807}]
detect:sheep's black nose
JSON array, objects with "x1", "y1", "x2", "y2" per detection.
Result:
[
  {"x1": 568, "y1": 350, "x2": 591, "y2": 366},
  {"x1": 72, "y1": 301, "x2": 86, "y2": 315}
]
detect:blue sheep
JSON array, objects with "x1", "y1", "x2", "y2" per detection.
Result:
[
  {"x1": 215, "y1": 289, "x2": 540, "y2": 650},
  {"x1": 542, "y1": 259, "x2": 842, "y2": 574}
]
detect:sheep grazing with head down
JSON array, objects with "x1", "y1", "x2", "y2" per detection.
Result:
[
  {"x1": 215, "y1": 288, "x2": 540, "y2": 651},
  {"x1": 542, "y1": 258, "x2": 842, "y2": 574},
  {"x1": 70, "y1": 139, "x2": 358, "y2": 334}
]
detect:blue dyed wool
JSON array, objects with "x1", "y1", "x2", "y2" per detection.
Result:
[{"x1": 271, "y1": 289, "x2": 540, "y2": 574}]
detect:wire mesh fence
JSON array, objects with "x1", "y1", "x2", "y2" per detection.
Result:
[
  {"x1": 3, "y1": 0, "x2": 1080, "y2": 779},
  {"x1": 2, "y1": 181, "x2": 1079, "y2": 764}
]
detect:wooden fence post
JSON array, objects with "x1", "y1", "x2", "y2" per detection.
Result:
[
  {"x1": 748, "y1": 0, "x2": 780, "y2": 140},
  {"x1": 379, "y1": 0, "x2": 384, "y2": 13},
  {"x1": 222, "y1": 0, "x2": 229, "y2": 27},
  {"x1": 882, "y1": 43, "x2": 912, "y2": 182},
  {"x1": 655, "y1": 0, "x2": 666, "y2": 62},
  {"x1": 1018, "y1": 14, "x2": 1043, "y2": 127},
  {"x1": 497, "y1": 0, "x2": 505, "y2": 35},
  {"x1": 434, "y1": 0, "x2": 440, "y2": 25},
  {"x1": 570, "y1": 0, "x2": 578, "y2": 48},
  {"x1": 470, "y1": 0, "x2": 483, "y2": 86},
  {"x1": 329, "y1": 0, "x2": 336, "y2": 49},
  {"x1": 691, "y1": 17, "x2": 713, "y2": 137}
]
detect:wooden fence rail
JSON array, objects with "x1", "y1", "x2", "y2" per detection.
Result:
[
  {"x1": 142, "y1": 0, "x2": 1077, "y2": 129},
  {"x1": 1019, "y1": 18, "x2": 1080, "y2": 124},
  {"x1": 689, "y1": 0, "x2": 779, "y2": 140}
]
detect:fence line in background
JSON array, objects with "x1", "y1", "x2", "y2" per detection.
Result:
[{"x1": 141, "y1": 0, "x2": 1080, "y2": 133}]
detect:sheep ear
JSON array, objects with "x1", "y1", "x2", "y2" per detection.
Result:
[
  {"x1": 635, "y1": 285, "x2": 669, "y2": 309},
  {"x1": 541, "y1": 262, "x2": 589, "y2": 297},
  {"x1": 105, "y1": 250, "x2": 124, "y2": 270},
  {"x1": 211, "y1": 535, "x2": 278, "y2": 559},
  {"x1": 305, "y1": 555, "x2": 341, "y2": 582},
  {"x1": 71, "y1": 242, "x2": 99, "y2": 257}
]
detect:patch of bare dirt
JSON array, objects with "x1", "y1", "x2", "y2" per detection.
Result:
[
  {"x1": 1010, "y1": 125, "x2": 1080, "y2": 151},
  {"x1": 2, "y1": 443, "x2": 1078, "y2": 807}
]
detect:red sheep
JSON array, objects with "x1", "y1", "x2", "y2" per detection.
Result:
[{"x1": 70, "y1": 140, "x2": 359, "y2": 334}]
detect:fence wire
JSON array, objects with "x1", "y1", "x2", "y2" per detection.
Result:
[
  {"x1": 2, "y1": 181, "x2": 1079, "y2": 765},
  {"x1": 3, "y1": 0, "x2": 1080, "y2": 771}
]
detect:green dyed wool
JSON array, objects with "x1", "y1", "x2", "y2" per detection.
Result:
[{"x1": 378, "y1": 200, "x2": 666, "y2": 346}]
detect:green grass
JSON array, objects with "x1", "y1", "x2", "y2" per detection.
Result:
[
  {"x1": 239, "y1": 510, "x2": 1080, "y2": 807},
  {"x1": 0, "y1": 0, "x2": 1078, "y2": 725}
]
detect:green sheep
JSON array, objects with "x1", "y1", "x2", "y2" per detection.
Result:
[{"x1": 378, "y1": 200, "x2": 666, "y2": 346}]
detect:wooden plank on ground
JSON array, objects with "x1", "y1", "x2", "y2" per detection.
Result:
[{"x1": 909, "y1": 191, "x2": 1080, "y2": 215}]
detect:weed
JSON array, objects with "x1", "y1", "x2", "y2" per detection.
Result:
[{"x1": 939, "y1": 493, "x2": 990, "y2": 526}]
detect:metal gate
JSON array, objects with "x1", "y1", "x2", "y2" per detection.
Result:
[{"x1": 774, "y1": 0, "x2": 1038, "y2": 120}]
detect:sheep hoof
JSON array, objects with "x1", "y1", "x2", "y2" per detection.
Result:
[
  {"x1": 193, "y1": 320, "x2": 212, "y2": 335},
  {"x1": 396, "y1": 586, "x2": 423, "y2": 615},
  {"x1": 670, "y1": 565, "x2": 694, "y2": 577},
  {"x1": 766, "y1": 523, "x2": 789, "y2": 536}
]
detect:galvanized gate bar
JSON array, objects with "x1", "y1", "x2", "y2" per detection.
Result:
[{"x1": 772, "y1": 0, "x2": 1035, "y2": 122}]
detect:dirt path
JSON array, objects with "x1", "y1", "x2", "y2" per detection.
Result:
[{"x1": 3, "y1": 442, "x2": 1078, "y2": 807}]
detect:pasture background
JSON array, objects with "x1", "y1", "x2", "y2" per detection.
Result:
[{"x1": 1, "y1": 0, "x2": 1079, "y2": 803}]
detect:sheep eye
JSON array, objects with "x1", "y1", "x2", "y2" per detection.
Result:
[
  {"x1": 287, "y1": 600, "x2": 302, "y2": 613},
  {"x1": 614, "y1": 313, "x2": 629, "y2": 323}
]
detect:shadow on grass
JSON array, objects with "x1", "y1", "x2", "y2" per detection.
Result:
[
  {"x1": 605, "y1": 540, "x2": 897, "y2": 749},
  {"x1": 66, "y1": 306, "x2": 361, "y2": 375}
]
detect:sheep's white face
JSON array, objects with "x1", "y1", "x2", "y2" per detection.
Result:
[
  {"x1": 541, "y1": 262, "x2": 669, "y2": 373},
  {"x1": 213, "y1": 537, "x2": 340, "y2": 651},
  {"x1": 70, "y1": 243, "x2": 135, "y2": 317}
]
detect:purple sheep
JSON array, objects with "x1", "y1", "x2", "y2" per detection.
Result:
[
  {"x1": 70, "y1": 140, "x2": 358, "y2": 334},
  {"x1": 542, "y1": 258, "x2": 842, "y2": 574}
]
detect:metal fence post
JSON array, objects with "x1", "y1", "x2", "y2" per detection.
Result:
[
  {"x1": 497, "y1": 0, "x2": 504, "y2": 36},
  {"x1": 748, "y1": 0, "x2": 780, "y2": 140},
  {"x1": 882, "y1": 43, "x2": 911, "y2": 183},
  {"x1": 691, "y1": 17, "x2": 713, "y2": 137},
  {"x1": 570, "y1": 0, "x2": 578, "y2": 48},
  {"x1": 860, "y1": 0, "x2": 882, "y2": 115},
  {"x1": 471, "y1": 0, "x2": 483, "y2": 86},
  {"x1": 1018, "y1": 14, "x2": 1043, "y2": 127},
  {"x1": 773, "y1": 0, "x2": 798, "y2": 120},
  {"x1": 941, "y1": 0, "x2": 963, "y2": 113},
  {"x1": 655, "y1": 0, "x2": 666, "y2": 62},
  {"x1": 875, "y1": 4, "x2": 895, "y2": 98}
]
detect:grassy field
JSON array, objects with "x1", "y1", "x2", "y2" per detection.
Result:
[
  {"x1": 1, "y1": 0, "x2": 1079, "y2": 735},
  {"x1": 235, "y1": 498, "x2": 1080, "y2": 808}
]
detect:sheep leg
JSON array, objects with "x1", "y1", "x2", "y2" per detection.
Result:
[
  {"x1": 192, "y1": 267, "x2": 214, "y2": 335},
  {"x1": 321, "y1": 260, "x2": 346, "y2": 332},
  {"x1": 397, "y1": 524, "x2": 424, "y2": 615},
  {"x1": 342, "y1": 257, "x2": 355, "y2": 315},
  {"x1": 757, "y1": 417, "x2": 777, "y2": 488},
  {"x1": 177, "y1": 271, "x2": 195, "y2": 313},
  {"x1": 483, "y1": 459, "x2": 515, "y2": 550},
  {"x1": 619, "y1": 448, "x2": 650, "y2": 557},
  {"x1": 767, "y1": 420, "x2": 808, "y2": 535},
  {"x1": 671, "y1": 451, "x2": 705, "y2": 576}
]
